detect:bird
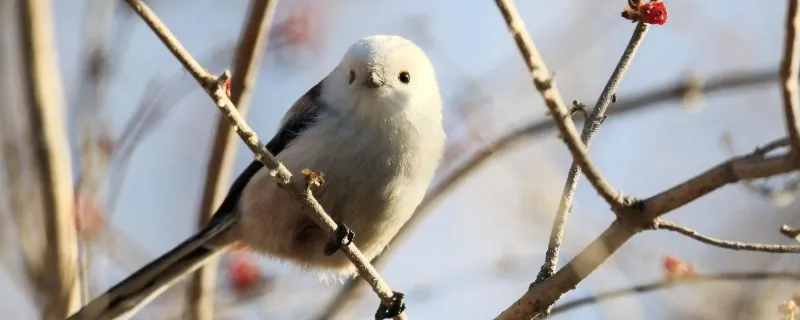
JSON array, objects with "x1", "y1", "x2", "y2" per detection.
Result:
[{"x1": 69, "y1": 34, "x2": 446, "y2": 320}]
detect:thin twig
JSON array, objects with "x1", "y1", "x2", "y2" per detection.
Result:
[
  {"x1": 185, "y1": 1, "x2": 277, "y2": 319},
  {"x1": 496, "y1": 150, "x2": 797, "y2": 319},
  {"x1": 781, "y1": 0, "x2": 800, "y2": 159},
  {"x1": 538, "y1": 21, "x2": 650, "y2": 286},
  {"x1": 551, "y1": 271, "x2": 800, "y2": 315},
  {"x1": 0, "y1": 0, "x2": 47, "y2": 309},
  {"x1": 494, "y1": 0, "x2": 648, "y2": 317},
  {"x1": 781, "y1": 224, "x2": 800, "y2": 243},
  {"x1": 120, "y1": 0, "x2": 407, "y2": 318},
  {"x1": 317, "y1": 67, "x2": 781, "y2": 320},
  {"x1": 653, "y1": 219, "x2": 800, "y2": 253},
  {"x1": 15, "y1": 0, "x2": 81, "y2": 316},
  {"x1": 493, "y1": 0, "x2": 623, "y2": 208}
]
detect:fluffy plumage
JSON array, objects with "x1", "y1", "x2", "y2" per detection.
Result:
[{"x1": 237, "y1": 35, "x2": 445, "y2": 275}]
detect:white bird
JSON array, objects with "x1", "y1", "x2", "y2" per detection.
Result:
[{"x1": 69, "y1": 34, "x2": 446, "y2": 320}]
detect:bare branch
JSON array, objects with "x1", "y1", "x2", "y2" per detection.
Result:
[
  {"x1": 551, "y1": 271, "x2": 800, "y2": 315},
  {"x1": 496, "y1": 148, "x2": 797, "y2": 319},
  {"x1": 539, "y1": 21, "x2": 650, "y2": 288},
  {"x1": 782, "y1": 0, "x2": 800, "y2": 158},
  {"x1": 15, "y1": 0, "x2": 81, "y2": 316},
  {"x1": 780, "y1": 224, "x2": 800, "y2": 243},
  {"x1": 653, "y1": 219, "x2": 800, "y2": 253},
  {"x1": 185, "y1": 1, "x2": 277, "y2": 319},
  {"x1": 641, "y1": 155, "x2": 795, "y2": 219},
  {"x1": 491, "y1": 0, "x2": 652, "y2": 317},
  {"x1": 117, "y1": 0, "x2": 407, "y2": 318},
  {"x1": 493, "y1": 0, "x2": 623, "y2": 208}
]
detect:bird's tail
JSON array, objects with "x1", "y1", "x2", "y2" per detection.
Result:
[{"x1": 67, "y1": 213, "x2": 238, "y2": 320}]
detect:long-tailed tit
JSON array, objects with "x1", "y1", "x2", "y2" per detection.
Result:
[{"x1": 69, "y1": 34, "x2": 446, "y2": 320}]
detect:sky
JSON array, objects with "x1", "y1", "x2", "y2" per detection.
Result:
[{"x1": 3, "y1": 0, "x2": 800, "y2": 319}]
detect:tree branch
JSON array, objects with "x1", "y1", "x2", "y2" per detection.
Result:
[
  {"x1": 653, "y1": 219, "x2": 800, "y2": 253},
  {"x1": 641, "y1": 154, "x2": 795, "y2": 220},
  {"x1": 15, "y1": 0, "x2": 81, "y2": 316},
  {"x1": 184, "y1": 1, "x2": 277, "y2": 319},
  {"x1": 538, "y1": 21, "x2": 650, "y2": 288},
  {"x1": 496, "y1": 149, "x2": 797, "y2": 319},
  {"x1": 781, "y1": 0, "x2": 800, "y2": 158},
  {"x1": 493, "y1": 0, "x2": 623, "y2": 209},
  {"x1": 120, "y1": 0, "x2": 406, "y2": 318},
  {"x1": 781, "y1": 224, "x2": 800, "y2": 243},
  {"x1": 551, "y1": 271, "x2": 800, "y2": 315},
  {"x1": 492, "y1": 0, "x2": 650, "y2": 317}
]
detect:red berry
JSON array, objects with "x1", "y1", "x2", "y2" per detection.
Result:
[
  {"x1": 283, "y1": 9, "x2": 313, "y2": 47},
  {"x1": 638, "y1": 1, "x2": 667, "y2": 25},
  {"x1": 98, "y1": 134, "x2": 115, "y2": 156},
  {"x1": 227, "y1": 254, "x2": 261, "y2": 292},
  {"x1": 74, "y1": 191, "x2": 104, "y2": 240},
  {"x1": 663, "y1": 254, "x2": 695, "y2": 279}
]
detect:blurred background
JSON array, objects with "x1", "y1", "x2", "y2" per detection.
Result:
[{"x1": 2, "y1": 0, "x2": 800, "y2": 319}]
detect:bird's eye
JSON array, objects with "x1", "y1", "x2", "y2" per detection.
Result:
[
  {"x1": 348, "y1": 70, "x2": 355, "y2": 84},
  {"x1": 398, "y1": 71, "x2": 411, "y2": 84}
]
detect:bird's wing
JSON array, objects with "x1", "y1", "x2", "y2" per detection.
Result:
[
  {"x1": 67, "y1": 81, "x2": 330, "y2": 320},
  {"x1": 266, "y1": 80, "x2": 326, "y2": 155},
  {"x1": 209, "y1": 80, "x2": 327, "y2": 224}
]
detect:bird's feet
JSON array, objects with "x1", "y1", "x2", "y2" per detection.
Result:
[
  {"x1": 375, "y1": 291, "x2": 406, "y2": 319},
  {"x1": 323, "y1": 222, "x2": 354, "y2": 256}
]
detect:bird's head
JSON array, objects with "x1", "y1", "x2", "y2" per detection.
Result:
[{"x1": 323, "y1": 35, "x2": 441, "y2": 117}]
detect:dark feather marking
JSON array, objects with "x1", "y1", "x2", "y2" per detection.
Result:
[
  {"x1": 69, "y1": 81, "x2": 330, "y2": 319},
  {"x1": 208, "y1": 80, "x2": 326, "y2": 226},
  {"x1": 266, "y1": 80, "x2": 324, "y2": 153}
]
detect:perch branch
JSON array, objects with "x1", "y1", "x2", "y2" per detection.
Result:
[
  {"x1": 551, "y1": 271, "x2": 800, "y2": 315},
  {"x1": 653, "y1": 219, "x2": 800, "y2": 253},
  {"x1": 15, "y1": 0, "x2": 81, "y2": 316},
  {"x1": 781, "y1": 0, "x2": 800, "y2": 159},
  {"x1": 184, "y1": 1, "x2": 277, "y2": 319},
  {"x1": 120, "y1": 0, "x2": 406, "y2": 318}
]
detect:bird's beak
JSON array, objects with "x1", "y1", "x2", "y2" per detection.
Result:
[{"x1": 365, "y1": 71, "x2": 384, "y2": 88}]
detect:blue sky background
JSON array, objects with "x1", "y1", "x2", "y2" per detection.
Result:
[{"x1": 3, "y1": 0, "x2": 800, "y2": 319}]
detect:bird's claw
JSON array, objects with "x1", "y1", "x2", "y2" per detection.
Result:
[
  {"x1": 323, "y1": 222, "x2": 354, "y2": 256},
  {"x1": 375, "y1": 291, "x2": 406, "y2": 320}
]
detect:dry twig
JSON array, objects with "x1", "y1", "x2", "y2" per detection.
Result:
[
  {"x1": 493, "y1": 0, "x2": 642, "y2": 315},
  {"x1": 653, "y1": 220, "x2": 800, "y2": 253},
  {"x1": 15, "y1": 0, "x2": 81, "y2": 316},
  {"x1": 782, "y1": 0, "x2": 800, "y2": 159},
  {"x1": 115, "y1": 0, "x2": 407, "y2": 318},
  {"x1": 492, "y1": 0, "x2": 800, "y2": 318},
  {"x1": 538, "y1": 21, "x2": 649, "y2": 287},
  {"x1": 184, "y1": 1, "x2": 277, "y2": 319},
  {"x1": 495, "y1": 146, "x2": 796, "y2": 319},
  {"x1": 551, "y1": 271, "x2": 800, "y2": 315},
  {"x1": 493, "y1": 0, "x2": 624, "y2": 209}
]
